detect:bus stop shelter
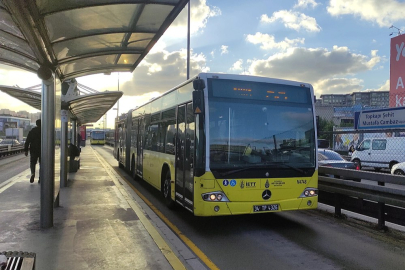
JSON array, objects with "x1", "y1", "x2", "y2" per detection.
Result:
[{"x1": 0, "y1": 0, "x2": 189, "y2": 228}]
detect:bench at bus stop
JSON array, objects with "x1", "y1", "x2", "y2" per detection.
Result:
[{"x1": 68, "y1": 144, "x2": 80, "y2": 173}]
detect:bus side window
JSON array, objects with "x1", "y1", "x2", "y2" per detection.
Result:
[
  {"x1": 144, "y1": 115, "x2": 151, "y2": 150},
  {"x1": 150, "y1": 124, "x2": 158, "y2": 151},
  {"x1": 165, "y1": 120, "x2": 176, "y2": 155},
  {"x1": 158, "y1": 123, "x2": 167, "y2": 153}
]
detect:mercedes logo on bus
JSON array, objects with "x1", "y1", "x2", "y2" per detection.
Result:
[{"x1": 262, "y1": 190, "x2": 271, "y2": 200}]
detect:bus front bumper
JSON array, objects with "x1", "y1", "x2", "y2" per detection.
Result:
[{"x1": 193, "y1": 196, "x2": 318, "y2": 216}]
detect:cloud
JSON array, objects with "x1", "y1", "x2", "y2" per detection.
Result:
[
  {"x1": 97, "y1": 48, "x2": 209, "y2": 128},
  {"x1": 365, "y1": 79, "x2": 389, "y2": 92},
  {"x1": 87, "y1": 47, "x2": 210, "y2": 127},
  {"x1": 327, "y1": 0, "x2": 405, "y2": 27},
  {"x1": 314, "y1": 78, "x2": 363, "y2": 97},
  {"x1": 164, "y1": 0, "x2": 221, "y2": 37},
  {"x1": 0, "y1": 65, "x2": 41, "y2": 88},
  {"x1": 247, "y1": 46, "x2": 381, "y2": 87},
  {"x1": 261, "y1": 10, "x2": 321, "y2": 32},
  {"x1": 119, "y1": 48, "x2": 209, "y2": 96},
  {"x1": 246, "y1": 32, "x2": 305, "y2": 50},
  {"x1": 230, "y1": 59, "x2": 244, "y2": 71},
  {"x1": 294, "y1": 0, "x2": 319, "y2": 9},
  {"x1": 0, "y1": 65, "x2": 42, "y2": 113},
  {"x1": 221, "y1": 45, "x2": 229, "y2": 55},
  {"x1": 313, "y1": 78, "x2": 389, "y2": 100}
]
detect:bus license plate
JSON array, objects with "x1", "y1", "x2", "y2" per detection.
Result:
[{"x1": 253, "y1": 204, "x2": 279, "y2": 212}]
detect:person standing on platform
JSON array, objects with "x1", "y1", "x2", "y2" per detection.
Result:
[
  {"x1": 24, "y1": 119, "x2": 41, "y2": 184},
  {"x1": 77, "y1": 132, "x2": 82, "y2": 150}
]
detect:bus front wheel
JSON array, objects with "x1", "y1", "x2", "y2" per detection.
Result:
[{"x1": 163, "y1": 171, "x2": 175, "y2": 209}]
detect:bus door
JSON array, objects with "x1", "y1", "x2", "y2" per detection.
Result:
[
  {"x1": 120, "y1": 122, "x2": 127, "y2": 165},
  {"x1": 136, "y1": 117, "x2": 143, "y2": 177},
  {"x1": 175, "y1": 103, "x2": 195, "y2": 211}
]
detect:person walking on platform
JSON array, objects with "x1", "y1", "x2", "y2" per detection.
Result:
[{"x1": 24, "y1": 119, "x2": 41, "y2": 184}]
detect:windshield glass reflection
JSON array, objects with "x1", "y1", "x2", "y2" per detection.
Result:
[{"x1": 209, "y1": 100, "x2": 315, "y2": 170}]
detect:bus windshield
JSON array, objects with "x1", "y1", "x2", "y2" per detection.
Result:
[
  {"x1": 91, "y1": 131, "x2": 105, "y2": 140},
  {"x1": 208, "y1": 79, "x2": 316, "y2": 173}
]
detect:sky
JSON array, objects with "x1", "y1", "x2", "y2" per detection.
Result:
[{"x1": 0, "y1": 0, "x2": 404, "y2": 129}]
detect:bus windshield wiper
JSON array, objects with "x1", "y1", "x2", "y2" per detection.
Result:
[
  {"x1": 266, "y1": 162, "x2": 307, "y2": 175},
  {"x1": 217, "y1": 166, "x2": 262, "y2": 177},
  {"x1": 216, "y1": 162, "x2": 307, "y2": 177}
]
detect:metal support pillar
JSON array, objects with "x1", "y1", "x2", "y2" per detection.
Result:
[
  {"x1": 39, "y1": 67, "x2": 55, "y2": 229},
  {"x1": 377, "y1": 181, "x2": 387, "y2": 230},
  {"x1": 187, "y1": 0, "x2": 190, "y2": 80},
  {"x1": 60, "y1": 110, "x2": 68, "y2": 188},
  {"x1": 72, "y1": 119, "x2": 77, "y2": 146}
]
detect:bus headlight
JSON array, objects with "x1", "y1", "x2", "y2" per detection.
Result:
[
  {"x1": 202, "y1": 192, "x2": 229, "y2": 202},
  {"x1": 299, "y1": 188, "x2": 318, "y2": 198}
]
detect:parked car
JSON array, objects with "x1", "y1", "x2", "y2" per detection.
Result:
[
  {"x1": 391, "y1": 162, "x2": 405, "y2": 176},
  {"x1": 318, "y1": 148, "x2": 360, "y2": 181},
  {"x1": 351, "y1": 137, "x2": 405, "y2": 171},
  {"x1": 317, "y1": 139, "x2": 330, "y2": 149},
  {"x1": 0, "y1": 139, "x2": 21, "y2": 146}
]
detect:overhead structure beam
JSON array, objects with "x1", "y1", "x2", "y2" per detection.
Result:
[{"x1": 1, "y1": 0, "x2": 189, "y2": 81}]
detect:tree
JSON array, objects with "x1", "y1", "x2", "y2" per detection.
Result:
[{"x1": 317, "y1": 117, "x2": 334, "y2": 146}]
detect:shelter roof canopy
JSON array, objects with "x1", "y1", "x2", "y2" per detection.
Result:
[{"x1": 0, "y1": 0, "x2": 188, "y2": 81}]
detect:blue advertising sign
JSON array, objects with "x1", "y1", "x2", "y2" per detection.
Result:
[{"x1": 355, "y1": 107, "x2": 405, "y2": 129}]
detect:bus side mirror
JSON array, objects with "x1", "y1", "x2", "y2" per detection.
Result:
[
  {"x1": 192, "y1": 91, "x2": 204, "y2": 114},
  {"x1": 193, "y1": 79, "x2": 205, "y2": 91}
]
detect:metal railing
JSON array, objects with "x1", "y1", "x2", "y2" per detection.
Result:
[
  {"x1": 105, "y1": 139, "x2": 114, "y2": 146},
  {"x1": 0, "y1": 145, "x2": 24, "y2": 158},
  {"x1": 318, "y1": 166, "x2": 405, "y2": 230}
]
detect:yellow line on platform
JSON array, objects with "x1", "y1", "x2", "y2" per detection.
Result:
[
  {"x1": 93, "y1": 150, "x2": 186, "y2": 270},
  {"x1": 0, "y1": 169, "x2": 30, "y2": 193},
  {"x1": 118, "y1": 174, "x2": 220, "y2": 270}
]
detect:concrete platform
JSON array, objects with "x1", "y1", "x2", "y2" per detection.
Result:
[{"x1": 0, "y1": 146, "x2": 205, "y2": 270}]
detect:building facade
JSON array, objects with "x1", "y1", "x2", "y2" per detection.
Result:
[
  {"x1": 319, "y1": 94, "x2": 352, "y2": 106},
  {"x1": 320, "y1": 91, "x2": 389, "y2": 108}
]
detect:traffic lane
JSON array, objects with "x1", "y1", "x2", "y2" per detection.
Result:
[
  {"x1": 0, "y1": 153, "x2": 29, "y2": 185},
  {"x1": 95, "y1": 145, "x2": 405, "y2": 270},
  {"x1": 356, "y1": 167, "x2": 405, "y2": 190}
]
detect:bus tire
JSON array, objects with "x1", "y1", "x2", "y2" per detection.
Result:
[
  {"x1": 389, "y1": 161, "x2": 398, "y2": 170},
  {"x1": 163, "y1": 170, "x2": 175, "y2": 209}
]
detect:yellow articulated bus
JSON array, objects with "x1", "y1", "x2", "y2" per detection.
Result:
[
  {"x1": 115, "y1": 73, "x2": 318, "y2": 216},
  {"x1": 90, "y1": 130, "x2": 106, "y2": 145}
]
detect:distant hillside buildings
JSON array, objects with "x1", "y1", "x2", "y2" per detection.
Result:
[
  {"x1": 0, "y1": 109, "x2": 41, "y2": 136},
  {"x1": 316, "y1": 91, "x2": 390, "y2": 127},
  {"x1": 318, "y1": 91, "x2": 389, "y2": 107}
]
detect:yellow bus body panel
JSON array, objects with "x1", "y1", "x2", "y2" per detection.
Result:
[
  {"x1": 143, "y1": 150, "x2": 175, "y2": 194},
  {"x1": 193, "y1": 170, "x2": 318, "y2": 216},
  {"x1": 90, "y1": 139, "x2": 105, "y2": 145}
]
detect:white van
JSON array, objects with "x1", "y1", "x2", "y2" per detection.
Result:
[{"x1": 350, "y1": 137, "x2": 405, "y2": 171}]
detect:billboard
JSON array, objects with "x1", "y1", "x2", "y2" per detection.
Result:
[
  {"x1": 390, "y1": 34, "x2": 405, "y2": 107},
  {"x1": 354, "y1": 107, "x2": 405, "y2": 129},
  {"x1": 5, "y1": 122, "x2": 17, "y2": 128},
  {"x1": 333, "y1": 127, "x2": 363, "y2": 152}
]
